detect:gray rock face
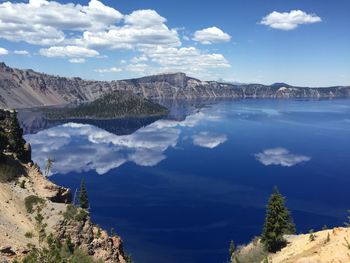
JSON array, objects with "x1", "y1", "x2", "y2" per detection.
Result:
[{"x1": 0, "y1": 62, "x2": 349, "y2": 109}]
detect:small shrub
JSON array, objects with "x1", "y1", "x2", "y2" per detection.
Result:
[
  {"x1": 125, "y1": 254, "x2": 133, "y2": 263},
  {"x1": 75, "y1": 209, "x2": 88, "y2": 221},
  {"x1": 63, "y1": 204, "x2": 88, "y2": 222},
  {"x1": 24, "y1": 195, "x2": 45, "y2": 213},
  {"x1": 20, "y1": 180, "x2": 26, "y2": 189},
  {"x1": 63, "y1": 204, "x2": 78, "y2": 220},
  {"x1": 0, "y1": 163, "x2": 19, "y2": 182},
  {"x1": 233, "y1": 239, "x2": 268, "y2": 263},
  {"x1": 309, "y1": 229, "x2": 316, "y2": 242},
  {"x1": 344, "y1": 237, "x2": 350, "y2": 250},
  {"x1": 96, "y1": 227, "x2": 101, "y2": 238},
  {"x1": 24, "y1": 232, "x2": 33, "y2": 238}
]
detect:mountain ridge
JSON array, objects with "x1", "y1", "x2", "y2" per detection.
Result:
[{"x1": 1, "y1": 62, "x2": 349, "y2": 109}]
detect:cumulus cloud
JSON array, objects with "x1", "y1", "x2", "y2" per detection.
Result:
[
  {"x1": 94, "y1": 67, "x2": 122, "y2": 73},
  {"x1": 0, "y1": 47, "x2": 8, "y2": 55},
  {"x1": 129, "y1": 46, "x2": 230, "y2": 77},
  {"x1": 0, "y1": 0, "x2": 122, "y2": 45},
  {"x1": 193, "y1": 27, "x2": 231, "y2": 44},
  {"x1": 14, "y1": 50, "x2": 30, "y2": 56},
  {"x1": 0, "y1": 0, "x2": 231, "y2": 76},
  {"x1": 255, "y1": 148, "x2": 311, "y2": 167},
  {"x1": 260, "y1": 10, "x2": 321, "y2": 30},
  {"x1": 192, "y1": 132, "x2": 227, "y2": 149},
  {"x1": 39, "y1": 45, "x2": 99, "y2": 58}
]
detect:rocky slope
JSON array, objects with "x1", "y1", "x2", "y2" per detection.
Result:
[
  {"x1": 0, "y1": 62, "x2": 349, "y2": 109},
  {"x1": 0, "y1": 109, "x2": 127, "y2": 263},
  {"x1": 232, "y1": 228, "x2": 350, "y2": 263}
]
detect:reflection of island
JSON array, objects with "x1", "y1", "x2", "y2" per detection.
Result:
[
  {"x1": 18, "y1": 108, "x2": 165, "y2": 136},
  {"x1": 25, "y1": 107, "x2": 227, "y2": 176},
  {"x1": 18, "y1": 99, "x2": 219, "y2": 135}
]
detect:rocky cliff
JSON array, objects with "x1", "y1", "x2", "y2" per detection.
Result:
[{"x1": 1, "y1": 62, "x2": 349, "y2": 109}]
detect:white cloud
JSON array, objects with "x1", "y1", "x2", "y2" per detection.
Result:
[
  {"x1": 133, "y1": 46, "x2": 230, "y2": 77},
  {"x1": 0, "y1": 0, "x2": 122, "y2": 45},
  {"x1": 94, "y1": 67, "x2": 122, "y2": 73},
  {"x1": 260, "y1": 10, "x2": 321, "y2": 30},
  {"x1": 192, "y1": 132, "x2": 227, "y2": 149},
  {"x1": 193, "y1": 27, "x2": 231, "y2": 44},
  {"x1": 69, "y1": 58, "x2": 86, "y2": 63},
  {"x1": 124, "y1": 9, "x2": 166, "y2": 27},
  {"x1": 131, "y1": 55, "x2": 148, "y2": 63},
  {"x1": 255, "y1": 148, "x2": 311, "y2": 167},
  {"x1": 79, "y1": 10, "x2": 180, "y2": 50},
  {"x1": 14, "y1": 50, "x2": 30, "y2": 55},
  {"x1": 39, "y1": 45, "x2": 99, "y2": 58},
  {"x1": 0, "y1": 47, "x2": 8, "y2": 55},
  {"x1": 0, "y1": 0, "x2": 231, "y2": 77}
]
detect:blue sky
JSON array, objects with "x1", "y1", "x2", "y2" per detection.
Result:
[{"x1": 0, "y1": 0, "x2": 349, "y2": 86}]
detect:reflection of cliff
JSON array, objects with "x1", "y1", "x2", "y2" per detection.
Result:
[
  {"x1": 72, "y1": 116, "x2": 164, "y2": 135},
  {"x1": 18, "y1": 108, "x2": 164, "y2": 136}
]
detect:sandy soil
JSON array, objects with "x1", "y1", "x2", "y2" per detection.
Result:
[{"x1": 268, "y1": 228, "x2": 350, "y2": 263}]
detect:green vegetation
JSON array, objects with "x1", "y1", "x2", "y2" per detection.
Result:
[
  {"x1": 309, "y1": 229, "x2": 315, "y2": 242},
  {"x1": 261, "y1": 186, "x2": 295, "y2": 253},
  {"x1": 79, "y1": 179, "x2": 89, "y2": 209},
  {"x1": 24, "y1": 195, "x2": 45, "y2": 214},
  {"x1": 343, "y1": 237, "x2": 350, "y2": 250},
  {"x1": 7, "y1": 111, "x2": 26, "y2": 158},
  {"x1": 44, "y1": 90, "x2": 169, "y2": 120},
  {"x1": 24, "y1": 232, "x2": 34, "y2": 238},
  {"x1": 0, "y1": 109, "x2": 30, "y2": 165},
  {"x1": 232, "y1": 239, "x2": 267, "y2": 263},
  {"x1": 0, "y1": 161, "x2": 21, "y2": 182},
  {"x1": 18, "y1": 234, "x2": 103, "y2": 263},
  {"x1": 20, "y1": 179, "x2": 26, "y2": 189},
  {"x1": 229, "y1": 240, "x2": 235, "y2": 258},
  {"x1": 63, "y1": 204, "x2": 89, "y2": 222},
  {"x1": 125, "y1": 254, "x2": 133, "y2": 263}
]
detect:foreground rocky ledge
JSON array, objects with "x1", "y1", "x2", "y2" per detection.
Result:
[
  {"x1": 0, "y1": 159, "x2": 126, "y2": 263},
  {"x1": 232, "y1": 227, "x2": 350, "y2": 263}
]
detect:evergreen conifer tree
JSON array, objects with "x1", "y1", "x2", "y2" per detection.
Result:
[
  {"x1": 229, "y1": 240, "x2": 235, "y2": 258},
  {"x1": 261, "y1": 186, "x2": 295, "y2": 252},
  {"x1": 8, "y1": 111, "x2": 25, "y2": 158},
  {"x1": 79, "y1": 179, "x2": 89, "y2": 209}
]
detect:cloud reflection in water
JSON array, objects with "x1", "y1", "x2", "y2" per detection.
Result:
[{"x1": 26, "y1": 111, "x2": 226, "y2": 175}]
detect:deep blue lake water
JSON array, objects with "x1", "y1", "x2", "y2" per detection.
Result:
[{"x1": 24, "y1": 99, "x2": 350, "y2": 263}]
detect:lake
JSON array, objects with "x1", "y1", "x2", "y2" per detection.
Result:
[{"x1": 24, "y1": 99, "x2": 350, "y2": 263}]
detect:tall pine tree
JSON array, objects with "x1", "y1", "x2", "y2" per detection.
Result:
[
  {"x1": 261, "y1": 186, "x2": 295, "y2": 252},
  {"x1": 79, "y1": 179, "x2": 89, "y2": 209},
  {"x1": 8, "y1": 111, "x2": 25, "y2": 158}
]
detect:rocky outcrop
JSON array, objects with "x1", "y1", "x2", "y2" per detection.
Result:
[
  {"x1": 56, "y1": 214, "x2": 126, "y2": 263},
  {"x1": 0, "y1": 62, "x2": 349, "y2": 109}
]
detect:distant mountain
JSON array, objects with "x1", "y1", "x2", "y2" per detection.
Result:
[
  {"x1": 44, "y1": 90, "x2": 169, "y2": 120},
  {"x1": 1, "y1": 62, "x2": 349, "y2": 109}
]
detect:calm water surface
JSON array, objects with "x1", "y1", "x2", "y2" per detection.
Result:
[{"x1": 24, "y1": 99, "x2": 350, "y2": 263}]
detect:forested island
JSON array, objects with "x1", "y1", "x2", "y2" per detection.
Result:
[{"x1": 44, "y1": 90, "x2": 169, "y2": 120}]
